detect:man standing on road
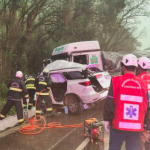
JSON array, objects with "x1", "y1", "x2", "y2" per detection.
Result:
[
  {"x1": 23, "y1": 75, "x2": 36, "y2": 110},
  {"x1": 35, "y1": 68, "x2": 53, "y2": 119},
  {"x1": 0, "y1": 71, "x2": 29, "y2": 125},
  {"x1": 136, "y1": 56, "x2": 150, "y2": 150},
  {"x1": 103, "y1": 54, "x2": 148, "y2": 150}
]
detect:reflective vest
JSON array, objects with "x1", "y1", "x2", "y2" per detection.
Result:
[
  {"x1": 25, "y1": 77, "x2": 36, "y2": 90},
  {"x1": 112, "y1": 73, "x2": 147, "y2": 131},
  {"x1": 138, "y1": 71, "x2": 150, "y2": 119}
]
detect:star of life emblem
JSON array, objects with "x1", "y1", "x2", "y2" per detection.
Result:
[{"x1": 124, "y1": 104, "x2": 139, "y2": 120}]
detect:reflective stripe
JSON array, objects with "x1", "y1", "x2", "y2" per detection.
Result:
[
  {"x1": 27, "y1": 87, "x2": 36, "y2": 90},
  {"x1": 0, "y1": 114, "x2": 5, "y2": 118},
  {"x1": 46, "y1": 108, "x2": 52, "y2": 111},
  {"x1": 120, "y1": 94, "x2": 143, "y2": 103},
  {"x1": 29, "y1": 103, "x2": 33, "y2": 106},
  {"x1": 18, "y1": 118, "x2": 24, "y2": 123},
  {"x1": 39, "y1": 82, "x2": 47, "y2": 85},
  {"x1": 25, "y1": 78, "x2": 35, "y2": 83},
  {"x1": 25, "y1": 94, "x2": 29, "y2": 98},
  {"x1": 36, "y1": 110, "x2": 41, "y2": 113},
  {"x1": 119, "y1": 122, "x2": 141, "y2": 129},
  {"x1": 26, "y1": 84, "x2": 35, "y2": 87},
  {"x1": 23, "y1": 104, "x2": 27, "y2": 107},
  {"x1": 36, "y1": 92, "x2": 49, "y2": 95},
  {"x1": 10, "y1": 87, "x2": 22, "y2": 92},
  {"x1": 148, "y1": 84, "x2": 150, "y2": 89}
]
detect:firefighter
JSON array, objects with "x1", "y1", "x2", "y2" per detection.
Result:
[
  {"x1": 35, "y1": 68, "x2": 53, "y2": 119},
  {"x1": 23, "y1": 75, "x2": 36, "y2": 110},
  {"x1": 136, "y1": 56, "x2": 150, "y2": 150},
  {"x1": 103, "y1": 54, "x2": 148, "y2": 150},
  {"x1": 0, "y1": 71, "x2": 29, "y2": 125}
]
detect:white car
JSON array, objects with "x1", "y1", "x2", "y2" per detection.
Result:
[{"x1": 44, "y1": 60, "x2": 111, "y2": 115}]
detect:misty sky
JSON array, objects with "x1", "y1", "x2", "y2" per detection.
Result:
[{"x1": 137, "y1": 16, "x2": 150, "y2": 50}]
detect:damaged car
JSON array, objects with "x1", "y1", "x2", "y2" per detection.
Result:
[{"x1": 43, "y1": 60, "x2": 111, "y2": 115}]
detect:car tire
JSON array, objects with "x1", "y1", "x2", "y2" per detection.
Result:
[{"x1": 67, "y1": 95, "x2": 83, "y2": 115}]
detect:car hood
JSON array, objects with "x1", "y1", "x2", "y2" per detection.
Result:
[{"x1": 44, "y1": 60, "x2": 87, "y2": 71}]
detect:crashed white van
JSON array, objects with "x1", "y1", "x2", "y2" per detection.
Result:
[
  {"x1": 44, "y1": 60, "x2": 111, "y2": 115},
  {"x1": 51, "y1": 41, "x2": 104, "y2": 70}
]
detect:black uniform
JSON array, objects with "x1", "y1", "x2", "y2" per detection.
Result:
[
  {"x1": 0, "y1": 77, "x2": 29, "y2": 124},
  {"x1": 23, "y1": 76, "x2": 36, "y2": 109},
  {"x1": 35, "y1": 73, "x2": 52, "y2": 116}
]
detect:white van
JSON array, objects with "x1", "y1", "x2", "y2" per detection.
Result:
[{"x1": 51, "y1": 41, "x2": 104, "y2": 70}]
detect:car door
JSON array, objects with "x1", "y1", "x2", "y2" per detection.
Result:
[{"x1": 49, "y1": 73, "x2": 67, "y2": 104}]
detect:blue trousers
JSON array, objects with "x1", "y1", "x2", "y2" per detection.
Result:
[
  {"x1": 145, "y1": 120, "x2": 150, "y2": 150},
  {"x1": 109, "y1": 128, "x2": 141, "y2": 150}
]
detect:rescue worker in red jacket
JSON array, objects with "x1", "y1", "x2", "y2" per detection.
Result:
[
  {"x1": 0, "y1": 71, "x2": 29, "y2": 125},
  {"x1": 103, "y1": 54, "x2": 148, "y2": 150},
  {"x1": 136, "y1": 56, "x2": 150, "y2": 150},
  {"x1": 35, "y1": 68, "x2": 53, "y2": 119},
  {"x1": 23, "y1": 75, "x2": 36, "y2": 110}
]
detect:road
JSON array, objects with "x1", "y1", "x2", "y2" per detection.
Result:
[{"x1": 0, "y1": 100, "x2": 105, "y2": 150}]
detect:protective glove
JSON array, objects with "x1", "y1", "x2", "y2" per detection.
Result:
[
  {"x1": 105, "y1": 121, "x2": 110, "y2": 133},
  {"x1": 26, "y1": 98, "x2": 29, "y2": 103}
]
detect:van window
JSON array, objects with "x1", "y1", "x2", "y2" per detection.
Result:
[{"x1": 73, "y1": 55, "x2": 88, "y2": 65}]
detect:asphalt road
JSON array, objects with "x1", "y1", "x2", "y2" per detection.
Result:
[{"x1": 0, "y1": 100, "x2": 105, "y2": 150}]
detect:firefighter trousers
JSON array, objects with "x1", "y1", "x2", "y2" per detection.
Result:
[
  {"x1": 0, "y1": 100, "x2": 24, "y2": 123},
  {"x1": 36, "y1": 95, "x2": 52, "y2": 115},
  {"x1": 23, "y1": 89, "x2": 35, "y2": 109}
]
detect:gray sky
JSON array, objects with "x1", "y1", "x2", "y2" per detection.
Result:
[{"x1": 137, "y1": 16, "x2": 150, "y2": 50}]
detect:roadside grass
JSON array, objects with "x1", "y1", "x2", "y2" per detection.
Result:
[{"x1": 0, "y1": 97, "x2": 16, "y2": 116}]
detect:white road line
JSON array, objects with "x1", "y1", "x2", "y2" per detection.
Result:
[{"x1": 75, "y1": 137, "x2": 90, "y2": 150}]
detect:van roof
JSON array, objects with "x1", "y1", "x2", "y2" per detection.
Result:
[{"x1": 52, "y1": 41, "x2": 100, "y2": 56}]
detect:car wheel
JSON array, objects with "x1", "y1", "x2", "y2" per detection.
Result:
[{"x1": 67, "y1": 95, "x2": 83, "y2": 115}]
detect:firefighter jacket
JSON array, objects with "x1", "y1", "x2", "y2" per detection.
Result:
[
  {"x1": 112, "y1": 73, "x2": 147, "y2": 131},
  {"x1": 137, "y1": 71, "x2": 150, "y2": 119},
  {"x1": 25, "y1": 77, "x2": 36, "y2": 90},
  {"x1": 7, "y1": 77, "x2": 29, "y2": 101},
  {"x1": 35, "y1": 74, "x2": 52, "y2": 95}
]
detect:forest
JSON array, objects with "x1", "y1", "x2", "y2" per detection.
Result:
[{"x1": 0, "y1": 0, "x2": 149, "y2": 99}]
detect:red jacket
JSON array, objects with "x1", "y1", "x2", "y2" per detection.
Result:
[
  {"x1": 138, "y1": 71, "x2": 150, "y2": 119},
  {"x1": 112, "y1": 73, "x2": 147, "y2": 131}
]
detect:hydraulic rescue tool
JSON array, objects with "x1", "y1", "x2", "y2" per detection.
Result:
[{"x1": 84, "y1": 118, "x2": 104, "y2": 143}]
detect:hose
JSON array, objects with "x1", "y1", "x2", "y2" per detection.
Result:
[{"x1": 19, "y1": 89, "x2": 83, "y2": 135}]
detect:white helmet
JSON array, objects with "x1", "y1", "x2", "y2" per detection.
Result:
[
  {"x1": 43, "y1": 68, "x2": 49, "y2": 73},
  {"x1": 121, "y1": 54, "x2": 137, "y2": 67},
  {"x1": 16, "y1": 71, "x2": 23, "y2": 78},
  {"x1": 138, "y1": 56, "x2": 150, "y2": 69}
]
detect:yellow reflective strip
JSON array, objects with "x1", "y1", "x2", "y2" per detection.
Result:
[
  {"x1": 23, "y1": 104, "x2": 27, "y2": 106},
  {"x1": 10, "y1": 87, "x2": 22, "y2": 92},
  {"x1": 25, "y1": 78, "x2": 35, "y2": 83},
  {"x1": 18, "y1": 119, "x2": 24, "y2": 123},
  {"x1": 39, "y1": 82, "x2": 47, "y2": 85},
  {"x1": 25, "y1": 94, "x2": 29, "y2": 98},
  {"x1": 0, "y1": 114, "x2": 5, "y2": 118},
  {"x1": 27, "y1": 87, "x2": 36, "y2": 89},
  {"x1": 36, "y1": 110, "x2": 41, "y2": 113},
  {"x1": 29, "y1": 103, "x2": 33, "y2": 106},
  {"x1": 36, "y1": 92, "x2": 49, "y2": 95},
  {"x1": 46, "y1": 108, "x2": 52, "y2": 111},
  {"x1": 26, "y1": 84, "x2": 34, "y2": 87}
]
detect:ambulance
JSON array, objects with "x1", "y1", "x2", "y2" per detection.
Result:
[{"x1": 51, "y1": 41, "x2": 104, "y2": 70}]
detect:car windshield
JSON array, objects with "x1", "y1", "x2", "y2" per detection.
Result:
[{"x1": 51, "y1": 53, "x2": 69, "y2": 61}]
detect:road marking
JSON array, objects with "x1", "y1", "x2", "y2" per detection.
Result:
[{"x1": 75, "y1": 137, "x2": 90, "y2": 150}]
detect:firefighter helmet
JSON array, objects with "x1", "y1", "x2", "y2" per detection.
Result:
[
  {"x1": 121, "y1": 54, "x2": 137, "y2": 67},
  {"x1": 16, "y1": 71, "x2": 23, "y2": 78},
  {"x1": 138, "y1": 56, "x2": 150, "y2": 69}
]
